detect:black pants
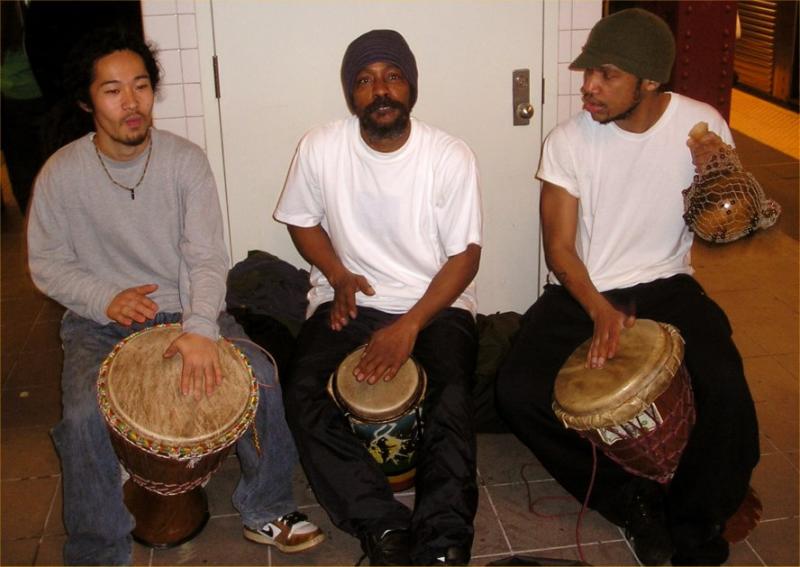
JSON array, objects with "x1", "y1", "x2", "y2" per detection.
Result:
[
  {"x1": 283, "y1": 303, "x2": 479, "y2": 563},
  {"x1": 495, "y1": 275, "x2": 759, "y2": 553}
]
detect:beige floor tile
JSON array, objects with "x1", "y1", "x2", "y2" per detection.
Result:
[
  {"x1": 4, "y1": 351, "x2": 63, "y2": 391},
  {"x1": 0, "y1": 427, "x2": 60, "y2": 480},
  {"x1": 774, "y1": 353, "x2": 799, "y2": 379},
  {"x1": 0, "y1": 537, "x2": 39, "y2": 566},
  {"x1": 472, "y1": 488, "x2": 512, "y2": 557},
  {"x1": 0, "y1": 385, "x2": 61, "y2": 430},
  {"x1": 486, "y1": 480, "x2": 619, "y2": 552},
  {"x1": 750, "y1": 454, "x2": 799, "y2": 520},
  {"x1": 477, "y1": 433, "x2": 549, "y2": 486},
  {"x1": 1, "y1": 296, "x2": 47, "y2": 329},
  {"x1": 0, "y1": 477, "x2": 60, "y2": 540},
  {"x1": 32, "y1": 534, "x2": 152, "y2": 566},
  {"x1": 746, "y1": 517, "x2": 800, "y2": 566},
  {"x1": 726, "y1": 537, "x2": 767, "y2": 565},
  {"x1": 150, "y1": 509, "x2": 352, "y2": 566},
  {"x1": 20, "y1": 321, "x2": 63, "y2": 353}
]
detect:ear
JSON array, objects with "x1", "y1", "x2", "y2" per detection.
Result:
[
  {"x1": 78, "y1": 101, "x2": 92, "y2": 113},
  {"x1": 643, "y1": 80, "x2": 661, "y2": 92}
]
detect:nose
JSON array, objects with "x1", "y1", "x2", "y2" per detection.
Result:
[
  {"x1": 581, "y1": 69, "x2": 600, "y2": 95},
  {"x1": 121, "y1": 86, "x2": 138, "y2": 111},
  {"x1": 372, "y1": 77, "x2": 389, "y2": 97}
]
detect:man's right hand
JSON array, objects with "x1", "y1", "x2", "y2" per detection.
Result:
[
  {"x1": 587, "y1": 298, "x2": 636, "y2": 369},
  {"x1": 328, "y1": 268, "x2": 374, "y2": 330},
  {"x1": 106, "y1": 284, "x2": 159, "y2": 326}
]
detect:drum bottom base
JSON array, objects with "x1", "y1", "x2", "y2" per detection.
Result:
[
  {"x1": 124, "y1": 480, "x2": 210, "y2": 548},
  {"x1": 387, "y1": 468, "x2": 416, "y2": 492}
]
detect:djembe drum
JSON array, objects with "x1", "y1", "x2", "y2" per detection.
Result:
[
  {"x1": 683, "y1": 121, "x2": 781, "y2": 243},
  {"x1": 98, "y1": 324, "x2": 258, "y2": 547},
  {"x1": 328, "y1": 346, "x2": 427, "y2": 492},
  {"x1": 552, "y1": 319, "x2": 695, "y2": 484}
]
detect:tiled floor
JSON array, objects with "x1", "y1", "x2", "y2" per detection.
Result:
[{"x1": 2, "y1": 100, "x2": 798, "y2": 565}]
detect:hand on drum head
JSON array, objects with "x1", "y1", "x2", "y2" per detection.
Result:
[
  {"x1": 329, "y1": 268, "x2": 375, "y2": 331},
  {"x1": 355, "y1": 318, "x2": 418, "y2": 384},
  {"x1": 163, "y1": 332, "x2": 223, "y2": 399},
  {"x1": 588, "y1": 301, "x2": 636, "y2": 369},
  {"x1": 106, "y1": 284, "x2": 159, "y2": 326}
]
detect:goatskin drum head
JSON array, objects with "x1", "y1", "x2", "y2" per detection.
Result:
[
  {"x1": 100, "y1": 324, "x2": 255, "y2": 448},
  {"x1": 332, "y1": 345, "x2": 425, "y2": 422},
  {"x1": 553, "y1": 319, "x2": 684, "y2": 430}
]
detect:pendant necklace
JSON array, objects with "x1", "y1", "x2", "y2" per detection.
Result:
[{"x1": 94, "y1": 139, "x2": 152, "y2": 200}]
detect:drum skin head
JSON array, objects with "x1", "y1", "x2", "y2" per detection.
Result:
[
  {"x1": 331, "y1": 345, "x2": 425, "y2": 422},
  {"x1": 101, "y1": 325, "x2": 254, "y2": 447},
  {"x1": 553, "y1": 320, "x2": 685, "y2": 430}
]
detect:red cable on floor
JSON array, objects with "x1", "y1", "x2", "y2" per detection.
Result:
[{"x1": 522, "y1": 443, "x2": 599, "y2": 565}]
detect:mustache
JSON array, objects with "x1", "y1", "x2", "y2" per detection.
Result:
[{"x1": 363, "y1": 95, "x2": 408, "y2": 115}]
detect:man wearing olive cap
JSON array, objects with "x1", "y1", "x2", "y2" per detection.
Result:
[
  {"x1": 275, "y1": 29, "x2": 482, "y2": 565},
  {"x1": 497, "y1": 9, "x2": 758, "y2": 566}
]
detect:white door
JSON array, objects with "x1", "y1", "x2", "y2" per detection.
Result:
[{"x1": 203, "y1": 0, "x2": 552, "y2": 314}]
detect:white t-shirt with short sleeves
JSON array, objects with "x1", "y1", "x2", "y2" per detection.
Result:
[
  {"x1": 536, "y1": 93, "x2": 733, "y2": 292},
  {"x1": 275, "y1": 116, "x2": 482, "y2": 317}
]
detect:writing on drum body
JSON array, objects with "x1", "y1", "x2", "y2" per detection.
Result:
[{"x1": 597, "y1": 403, "x2": 664, "y2": 445}]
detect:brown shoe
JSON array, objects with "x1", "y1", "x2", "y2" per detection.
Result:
[{"x1": 244, "y1": 511, "x2": 325, "y2": 553}]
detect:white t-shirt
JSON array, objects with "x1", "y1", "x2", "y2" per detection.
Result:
[
  {"x1": 536, "y1": 93, "x2": 733, "y2": 292},
  {"x1": 274, "y1": 116, "x2": 483, "y2": 317}
]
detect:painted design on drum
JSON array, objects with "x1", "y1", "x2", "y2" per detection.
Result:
[{"x1": 349, "y1": 408, "x2": 423, "y2": 476}]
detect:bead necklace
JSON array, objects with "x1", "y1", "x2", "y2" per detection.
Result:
[{"x1": 94, "y1": 139, "x2": 152, "y2": 200}]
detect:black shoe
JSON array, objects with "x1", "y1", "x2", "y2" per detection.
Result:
[
  {"x1": 431, "y1": 546, "x2": 471, "y2": 565},
  {"x1": 360, "y1": 529, "x2": 412, "y2": 566},
  {"x1": 672, "y1": 531, "x2": 729, "y2": 565},
  {"x1": 622, "y1": 481, "x2": 674, "y2": 566}
]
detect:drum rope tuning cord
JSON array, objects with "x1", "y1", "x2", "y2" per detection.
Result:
[
  {"x1": 98, "y1": 324, "x2": 263, "y2": 547},
  {"x1": 551, "y1": 319, "x2": 761, "y2": 553},
  {"x1": 328, "y1": 345, "x2": 427, "y2": 492}
]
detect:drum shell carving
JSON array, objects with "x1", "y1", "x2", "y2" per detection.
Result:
[{"x1": 328, "y1": 346, "x2": 427, "y2": 491}]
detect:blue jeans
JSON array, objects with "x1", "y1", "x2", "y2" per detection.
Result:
[{"x1": 53, "y1": 311, "x2": 299, "y2": 565}]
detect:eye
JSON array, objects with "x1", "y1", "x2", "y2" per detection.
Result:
[
  {"x1": 104, "y1": 88, "x2": 120, "y2": 95},
  {"x1": 356, "y1": 76, "x2": 372, "y2": 86}
]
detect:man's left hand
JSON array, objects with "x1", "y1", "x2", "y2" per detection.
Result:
[
  {"x1": 687, "y1": 130, "x2": 726, "y2": 174},
  {"x1": 354, "y1": 318, "x2": 419, "y2": 384},
  {"x1": 163, "y1": 332, "x2": 223, "y2": 398}
]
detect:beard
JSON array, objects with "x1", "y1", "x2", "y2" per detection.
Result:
[
  {"x1": 358, "y1": 96, "x2": 410, "y2": 140},
  {"x1": 598, "y1": 79, "x2": 643, "y2": 125}
]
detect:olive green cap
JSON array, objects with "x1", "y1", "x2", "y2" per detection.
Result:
[{"x1": 570, "y1": 8, "x2": 676, "y2": 84}]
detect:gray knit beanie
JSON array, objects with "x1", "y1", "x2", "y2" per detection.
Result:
[
  {"x1": 341, "y1": 29, "x2": 418, "y2": 111},
  {"x1": 570, "y1": 8, "x2": 675, "y2": 84}
]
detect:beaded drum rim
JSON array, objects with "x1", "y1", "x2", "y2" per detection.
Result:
[
  {"x1": 97, "y1": 324, "x2": 258, "y2": 461},
  {"x1": 553, "y1": 320, "x2": 685, "y2": 431},
  {"x1": 328, "y1": 345, "x2": 427, "y2": 424}
]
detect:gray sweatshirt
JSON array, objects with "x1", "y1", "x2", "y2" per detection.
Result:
[{"x1": 27, "y1": 129, "x2": 229, "y2": 339}]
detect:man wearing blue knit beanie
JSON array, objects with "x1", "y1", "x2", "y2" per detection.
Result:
[{"x1": 275, "y1": 29, "x2": 482, "y2": 565}]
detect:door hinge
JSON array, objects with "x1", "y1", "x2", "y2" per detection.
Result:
[
  {"x1": 542, "y1": 77, "x2": 545, "y2": 106},
  {"x1": 212, "y1": 55, "x2": 221, "y2": 99}
]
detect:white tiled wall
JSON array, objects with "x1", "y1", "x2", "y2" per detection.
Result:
[
  {"x1": 141, "y1": 0, "x2": 206, "y2": 149},
  {"x1": 557, "y1": 0, "x2": 602, "y2": 125}
]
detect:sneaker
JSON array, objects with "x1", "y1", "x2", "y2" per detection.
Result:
[
  {"x1": 432, "y1": 546, "x2": 471, "y2": 565},
  {"x1": 243, "y1": 511, "x2": 325, "y2": 553},
  {"x1": 622, "y1": 481, "x2": 674, "y2": 566},
  {"x1": 360, "y1": 528, "x2": 412, "y2": 566}
]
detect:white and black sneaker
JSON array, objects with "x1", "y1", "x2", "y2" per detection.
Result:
[{"x1": 243, "y1": 511, "x2": 325, "y2": 553}]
